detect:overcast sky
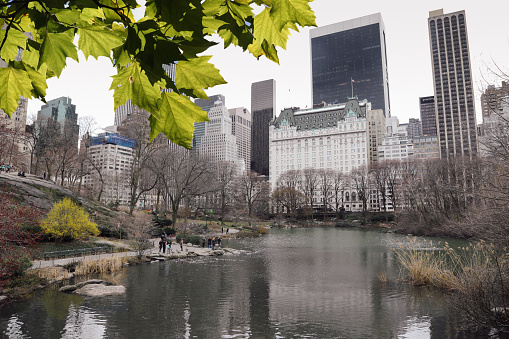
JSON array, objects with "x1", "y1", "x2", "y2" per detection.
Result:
[{"x1": 26, "y1": 0, "x2": 509, "y2": 131}]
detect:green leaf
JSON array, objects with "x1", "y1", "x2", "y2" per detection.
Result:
[
  {"x1": 79, "y1": 8, "x2": 106, "y2": 24},
  {"x1": 38, "y1": 32, "x2": 79, "y2": 77},
  {"x1": 78, "y1": 24, "x2": 125, "y2": 60},
  {"x1": 149, "y1": 92, "x2": 209, "y2": 148},
  {"x1": 253, "y1": 8, "x2": 291, "y2": 49},
  {"x1": 54, "y1": 9, "x2": 81, "y2": 25},
  {"x1": 23, "y1": 40, "x2": 41, "y2": 69},
  {"x1": 270, "y1": 0, "x2": 316, "y2": 31},
  {"x1": 248, "y1": 39, "x2": 279, "y2": 63},
  {"x1": 24, "y1": 64, "x2": 48, "y2": 99},
  {"x1": 0, "y1": 66, "x2": 33, "y2": 116},
  {"x1": 0, "y1": 29, "x2": 27, "y2": 62},
  {"x1": 110, "y1": 62, "x2": 161, "y2": 113},
  {"x1": 175, "y1": 56, "x2": 227, "y2": 99}
]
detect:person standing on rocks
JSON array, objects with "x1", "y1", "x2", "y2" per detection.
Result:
[
  {"x1": 162, "y1": 240, "x2": 166, "y2": 254},
  {"x1": 212, "y1": 237, "x2": 216, "y2": 250},
  {"x1": 202, "y1": 238, "x2": 205, "y2": 248},
  {"x1": 159, "y1": 240, "x2": 163, "y2": 253},
  {"x1": 217, "y1": 237, "x2": 221, "y2": 248},
  {"x1": 180, "y1": 238, "x2": 183, "y2": 251},
  {"x1": 208, "y1": 237, "x2": 212, "y2": 248},
  {"x1": 167, "y1": 241, "x2": 171, "y2": 254}
]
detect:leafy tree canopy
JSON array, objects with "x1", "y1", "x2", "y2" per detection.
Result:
[{"x1": 0, "y1": 0, "x2": 316, "y2": 148}]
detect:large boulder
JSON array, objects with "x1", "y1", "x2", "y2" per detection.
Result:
[{"x1": 74, "y1": 283, "x2": 126, "y2": 297}]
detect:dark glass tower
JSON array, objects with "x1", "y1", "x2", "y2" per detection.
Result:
[
  {"x1": 251, "y1": 79, "x2": 275, "y2": 176},
  {"x1": 428, "y1": 9, "x2": 477, "y2": 158},
  {"x1": 419, "y1": 96, "x2": 437, "y2": 136},
  {"x1": 310, "y1": 13, "x2": 390, "y2": 116}
]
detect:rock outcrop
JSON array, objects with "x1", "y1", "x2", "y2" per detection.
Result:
[{"x1": 59, "y1": 279, "x2": 125, "y2": 297}]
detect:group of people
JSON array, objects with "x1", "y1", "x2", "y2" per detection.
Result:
[
  {"x1": 0, "y1": 164, "x2": 12, "y2": 173},
  {"x1": 158, "y1": 234, "x2": 184, "y2": 254},
  {"x1": 202, "y1": 237, "x2": 221, "y2": 250}
]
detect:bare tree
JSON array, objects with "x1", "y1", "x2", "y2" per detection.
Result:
[
  {"x1": 152, "y1": 147, "x2": 215, "y2": 228},
  {"x1": 214, "y1": 161, "x2": 237, "y2": 225},
  {"x1": 331, "y1": 170, "x2": 346, "y2": 220},
  {"x1": 235, "y1": 171, "x2": 269, "y2": 226},
  {"x1": 318, "y1": 169, "x2": 334, "y2": 219},
  {"x1": 350, "y1": 166, "x2": 370, "y2": 218},
  {"x1": 302, "y1": 168, "x2": 319, "y2": 217}
]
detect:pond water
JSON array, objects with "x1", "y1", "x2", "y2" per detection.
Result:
[{"x1": 0, "y1": 227, "x2": 505, "y2": 338}]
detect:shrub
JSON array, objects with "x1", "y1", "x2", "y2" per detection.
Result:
[
  {"x1": 0, "y1": 186, "x2": 43, "y2": 286},
  {"x1": 41, "y1": 198, "x2": 100, "y2": 242},
  {"x1": 256, "y1": 226, "x2": 269, "y2": 234},
  {"x1": 162, "y1": 226, "x2": 176, "y2": 235},
  {"x1": 153, "y1": 216, "x2": 173, "y2": 228},
  {"x1": 98, "y1": 225, "x2": 129, "y2": 239}
]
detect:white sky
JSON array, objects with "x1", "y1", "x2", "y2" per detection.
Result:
[{"x1": 26, "y1": 0, "x2": 509, "y2": 130}]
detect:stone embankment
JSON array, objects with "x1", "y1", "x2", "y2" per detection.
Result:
[{"x1": 59, "y1": 279, "x2": 126, "y2": 297}]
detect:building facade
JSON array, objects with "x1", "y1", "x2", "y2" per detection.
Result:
[
  {"x1": 481, "y1": 81, "x2": 509, "y2": 119},
  {"x1": 310, "y1": 13, "x2": 390, "y2": 116},
  {"x1": 199, "y1": 99, "x2": 239, "y2": 165},
  {"x1": 419, "y1": 96, "x2": 437, "y2": 136},
  {"x1": 82, "y1": 130, "x2": 135, "y2": 205},
  {"x1": 378, "y1": 133, "x2": 414, "y2": 161},
  {"x1": 407, "y1": 118, "x2": 422, "y2": 140},
  {"x1": 37, "y1": 96, "x2": 79, "y2": 146},
  {"x1": 428, "y1": 9, "x2": 477, "y2": 158},
  {"x1": 366, "y1": 109, "x2": 385, "y2": 164},
  {"x1": 269, "y1": 99, "x2": 371, "y2": 186},
  {"x1": 194, "y1": 94, "x2": 226, "y2": 152},
  {"x1": 229, "y1": 107, "x2": 251, "y2": 171},
  {"x1": 413, "y1": 135, "x2": 440, "y2": 160},
  {"x1": 251, "y1": 79, "x2": 276, "y2": 175}
]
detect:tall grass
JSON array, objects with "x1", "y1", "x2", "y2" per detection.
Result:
[
  {"x1": 393, "y1": 237, "x2": 508, "y2": 292},
  {"x1": 74, "y1": 257, "x2": 126, "y2": 276}
]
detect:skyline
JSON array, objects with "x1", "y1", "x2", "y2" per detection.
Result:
[{"x1": 26, "y1": 0, "x2": 509, "y2": 133}]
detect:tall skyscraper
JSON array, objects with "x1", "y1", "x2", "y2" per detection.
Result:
[
  {"x1": 229, "y1": 107, "x2": 251, "y2": 171},
  {"x1": 37, "y1": 96, "x2": 79, "y2": 145},
  {"x1": 251, "y1": 79, "x2": 276, "y2": 176},
  {"x1": 199, "y1": 98, "x2": 239, "y2": 164},
  {"x1": 428, "y1": 9, "x2": 477, "y2": 158},
  {"x1": 419, "y1": 96, "x2": 437, "y2": 136},
  {"x1": 194, "y1": 94, "x2": 226, "y2": 152},
  {"x1": 310, "y1": 13, "x2": 390, "y2": 116}
]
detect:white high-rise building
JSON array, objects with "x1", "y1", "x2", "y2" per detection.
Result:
[
  {"x1": 200, "y1": 99, "x2": 239, "y2": 165},
  {"x1": 82, "y1": 128, "x2": 135, "y2": 205},
  {"x1": 378, "y1": 133, "x2": 414, "y2": 161},
  {"x1": 229, "y1": 107, "x2": 251, "y2": 171}
]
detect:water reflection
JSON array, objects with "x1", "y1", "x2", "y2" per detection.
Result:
[{"x1": 1, "y1": 228, "x2": 506, "y2": 338}]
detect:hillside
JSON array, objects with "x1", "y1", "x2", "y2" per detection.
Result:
[{"x1": 0, "y1": 172, "x2": 119, "y2": 225}]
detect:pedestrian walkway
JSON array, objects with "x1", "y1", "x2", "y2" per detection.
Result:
[{"x1": 30, "y1": 237, "x2": 234, "y2": 269}]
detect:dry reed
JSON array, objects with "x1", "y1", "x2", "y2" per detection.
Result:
[
  {"x1": 393, "y1": 237, "x2": 508, "y2": 293},
  {"x1": 31, "y1": 266, "x2": 73, "y2": 280},
  {"x1": 74, "y1": 256, "x2": 127, "y2": 276}
]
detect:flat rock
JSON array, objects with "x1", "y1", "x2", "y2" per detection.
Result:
[
  {"x1": 74, "y1": 284, "x2": 126, "y2": 297},
  {"x1": 76, "y1": 279, "x2": 104, "y2": 288},
  {"x1": 59, "y1": 285, "x2": 78, "y2": 293}
]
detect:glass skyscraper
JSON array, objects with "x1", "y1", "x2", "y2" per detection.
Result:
[{"x1": 310, "y1": 13, "x2": 390, "y2": 117}]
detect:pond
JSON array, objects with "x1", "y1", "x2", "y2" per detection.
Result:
[{"x1": 0, "y1": 227, "x2": 505, "y2": 338}]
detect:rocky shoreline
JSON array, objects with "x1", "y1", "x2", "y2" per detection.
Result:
[{"x1": 0, "y1": 244, "x2": 247, "y2": 303}]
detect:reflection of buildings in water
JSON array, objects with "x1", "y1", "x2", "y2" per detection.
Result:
[
  {"x1": 397, "y1": 316, "x2": 431, "y2": 338},
  {"x1": 5, "y1": 315, "x2": 26, "y2": 338},
  {"x1": 62, "y1": 304, "x2": 106, "y2": 339}
]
